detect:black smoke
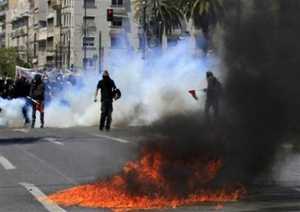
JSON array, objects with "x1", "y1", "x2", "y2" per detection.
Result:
[{"x1": 136, "y1": 0, "x2": 300, "y2": 191}]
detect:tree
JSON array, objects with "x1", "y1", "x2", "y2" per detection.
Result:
[
  {"x1": 180, "y1": 0, "x2": 224, "y2": 38},
  {"x1": 133, "y1": 0, "x2": 184, "y2": 47},
  {"x1": 0, "y1": 48, "x2": 17, "y2": 78}
]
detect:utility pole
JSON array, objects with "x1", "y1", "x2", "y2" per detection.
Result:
[
  {"x1": 142, "y1": 0, "x2": 147, "y2": 59},
  {"x1": 83, "y1": 0, "x2": 87, "y2": 70},
  {"x1": 68, "y1": 33, "x2": 71, "y2": 69},
  {"x1": 26, "y1": 16, "x2": 30, "y2": 64},
  {"x1": 59, "y1": 0, "x2": 63, "y2": 69},
  {"x1": 98, "y1": 31, "x2": 102, "y2": 73}
]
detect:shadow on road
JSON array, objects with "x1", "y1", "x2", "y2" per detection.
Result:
[{"x1": 0, "y1": 137, "x2": 42, "y2": 145}]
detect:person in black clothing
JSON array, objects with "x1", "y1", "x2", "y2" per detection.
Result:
[
  {"x1": 30, "y1": 74, "x2": 45, "y2": 128},
  {"x1": 14, "y1": 76, "x2": 31, "y2": 125},
  {"x1": 94, "y1": 70, "x2": 117, "y2": 131},
  {"x1": 204, "y1": 71, "x2": 222, "y2": 121}
]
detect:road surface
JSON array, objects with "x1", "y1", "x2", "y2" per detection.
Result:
[{"x1": 0, "y1": 127, "x2": 299, "y2": 212}]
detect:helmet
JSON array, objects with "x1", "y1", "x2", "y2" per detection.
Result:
[
  {"x1": 206, "y1": 71, "x2": 214, "y2": 78},
  {"x1": 113, "y1": 89, "x2": 121, "y2": 101}
]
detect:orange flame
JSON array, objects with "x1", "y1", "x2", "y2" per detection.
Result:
[{"x1": 48, "y1": 147, "x2": 246, "y2": 211}]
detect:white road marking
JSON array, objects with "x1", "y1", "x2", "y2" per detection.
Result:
[
  {"x1": 44, "y1": 138, "x2": 64, "y2": 146},
  {"x1": 0, "y1": 155, "x2": 16, "y2": 170},
  {"x1": 92, "y1": 134, "x2": 130, "y2": 144},
  {"x1": 20, "y1": 182, "x2": 66, "y2": 212},
  {"x1": 13, "y1": 128, "x2": 30, "y2": 133}
]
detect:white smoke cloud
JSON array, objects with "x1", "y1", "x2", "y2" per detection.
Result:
[
  {"x1": 0, "y1": 38, "x2": 221, "y2": 128},
  {"x1": 0, "y1": 98, "x2": 25, "y2": 128}
]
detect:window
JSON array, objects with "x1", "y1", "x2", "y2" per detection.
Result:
[
  {"x1": 40, "y1": 21, "x2": 47, "y2": 28},
  {"x1": 111, "y1": 33, "x2": 126, "y2": 48},
  {"x1": 47, "y1": 37, "x2": 54, "y2": 50},
  {"x1": 84, "y1": 16, "x2": 96, "y2": 34},
  {"x1": 84, "y1": 16, "x2": 95, "y2": 26},
  {"x1": 112, "y1": 17, "x2": 122, "y2": 27},
  {"x1": 38, "y1": 40, "x2": 46, "y2": 51},
  {"x1": 83, "y1": 58, "x2": 95, "y2": 68},
  {"x1": 112, "y1": 0, "x2": 123, "y2": 6},
  {"x1": 83, "y1": 37, "x2": 95, "y2": 47},
  {"x1": 85, "y1": 0, "x2": 96, "y2": 8},
  {"x1": 47, "y1": 18, "x2": 54, "y2": 28}
]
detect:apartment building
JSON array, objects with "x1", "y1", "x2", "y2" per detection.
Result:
[
  {"x1": 1, "y1": 0, "x2": 184, "y2": 71},
  {"x1": 0, "y1": 0, "x2": 8, "y2": 48},
  {"x1": 57, "y1": 0, "x2": 139, "y2": 71},
  {"x1": 32, "y1": 0, "x2": 47, "y2": 68}
]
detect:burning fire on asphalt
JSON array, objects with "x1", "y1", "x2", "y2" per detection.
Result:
[{"x1": 48, "y1": 144, "x2": 246, "y2": 211}]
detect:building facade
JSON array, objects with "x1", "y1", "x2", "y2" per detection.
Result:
[
  {"x1": 59, "y1": 0, "x2": 139, "y2": 71},
  {"x1": 0, "y1": 0, "x2": 187, "y2": 71},
  {"x1": 0, "y1": 0, "x2": 8, "y2": 48}
]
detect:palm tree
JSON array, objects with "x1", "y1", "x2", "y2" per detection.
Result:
[
  {"x1": 180, "y1": 0, "x2": 224, "y2": 39},
  {"x1": 133, "y1": 0, "x2": 184, "y2": 47}
]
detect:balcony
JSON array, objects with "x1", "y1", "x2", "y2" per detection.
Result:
[
  {"x1": 0, "y1": 10, "x2": 6, "y2": 18},
  {"x1": 110, "y1": 5, "x2": 126, "y2": 15},
  {"x1": 47, "y1": 27, "x2": 54, "y2": 37},
  {"x1": 0, "y1": 0, "x2": 7, "y2": 7},
  {"x1": 109, "y1": 27, "x2": 124, "y2": 35},
  {"x1": 38, "y1": 28, "x2": 47, "y2": 41},
  {"x1": 50, "y1": 0, "x2": 61, "y2": 9},
  {"x1": 47, "y1": 48, "x2": 55, "y2": 56}
]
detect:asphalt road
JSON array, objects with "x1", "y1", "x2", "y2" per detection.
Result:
[{"x1": 0, "y1": 127, "x2": 299, "y2": 212}]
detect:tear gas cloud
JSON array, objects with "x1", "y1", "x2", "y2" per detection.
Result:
[
  {"x1": 0, "y1": 39, "x2": 219, "y2": 128},
  {"x1": 0, "y1": 98, "x2": 25, "y2": 128}
]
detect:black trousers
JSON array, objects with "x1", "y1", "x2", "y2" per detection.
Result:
[
  {"x1": 100, "y1": 100, "x2": 113, "y2": 130},
  {"x1": 205, "y1": 98, "x2": 219, "y2": 120}
]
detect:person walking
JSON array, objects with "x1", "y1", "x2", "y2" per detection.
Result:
[
  {"x1": 204, "y1": 71, "x2": 222, "y2": 121},
  {"x1": 14, "y1": 76, "x2": 31, "y2": 125},
  {"x1": 29, "y1": 74, "x2": 45, "y2": 128},
  {"x1": 94, "y1": 70, "x2": 117, "y2": 131}
]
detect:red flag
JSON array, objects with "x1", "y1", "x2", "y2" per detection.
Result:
[{"x1": 188, "y1": 90, "x2": 198, "y2": 100}]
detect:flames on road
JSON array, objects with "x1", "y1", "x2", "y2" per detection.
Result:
[{"x1": 48, "y1": 145, "x2": 246, "y2": 211}]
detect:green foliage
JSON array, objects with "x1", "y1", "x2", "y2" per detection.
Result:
[
  {"x1": 133, "y1": 0, "x2": 224, "y2": 46},
  {"x1": 180, "y1": 0, "x2": 224, "y2": 31},
  {"x1": 16, "y1": 56, "x2": 32, "y2": 69},
  {"x1": 0, "y1": 48, "x2": 17, "y2": 78},
  {"x1": 133, "y1": 0, "x2": 184, "y2": 46}
]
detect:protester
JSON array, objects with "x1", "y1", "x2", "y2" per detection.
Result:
[
  {"x1": 94, "y1": 70, "x2": 117, "y2": 131},
  {"x1": 29, "y1": 74, "x2": 45, "y2": 128},
  {"x1": 14, "y1": 76, "x2": 31, "y2": 125},
  {"x1": 204, "y1": 71, "x2": 222, "y2": 121}
]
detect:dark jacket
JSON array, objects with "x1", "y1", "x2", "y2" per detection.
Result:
[
  {"x1": 97, "y1": 76, "x2": 116, "y2": 102},
  {"x1": 30, "y1": 80, "x2": 45, "y2": 101},
  {"x1": 206, "y1": 76, "x2": 222, "y2": 100},
  {"x1": 14, "y1": 78, "x2": 30, "y2": 98}
]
